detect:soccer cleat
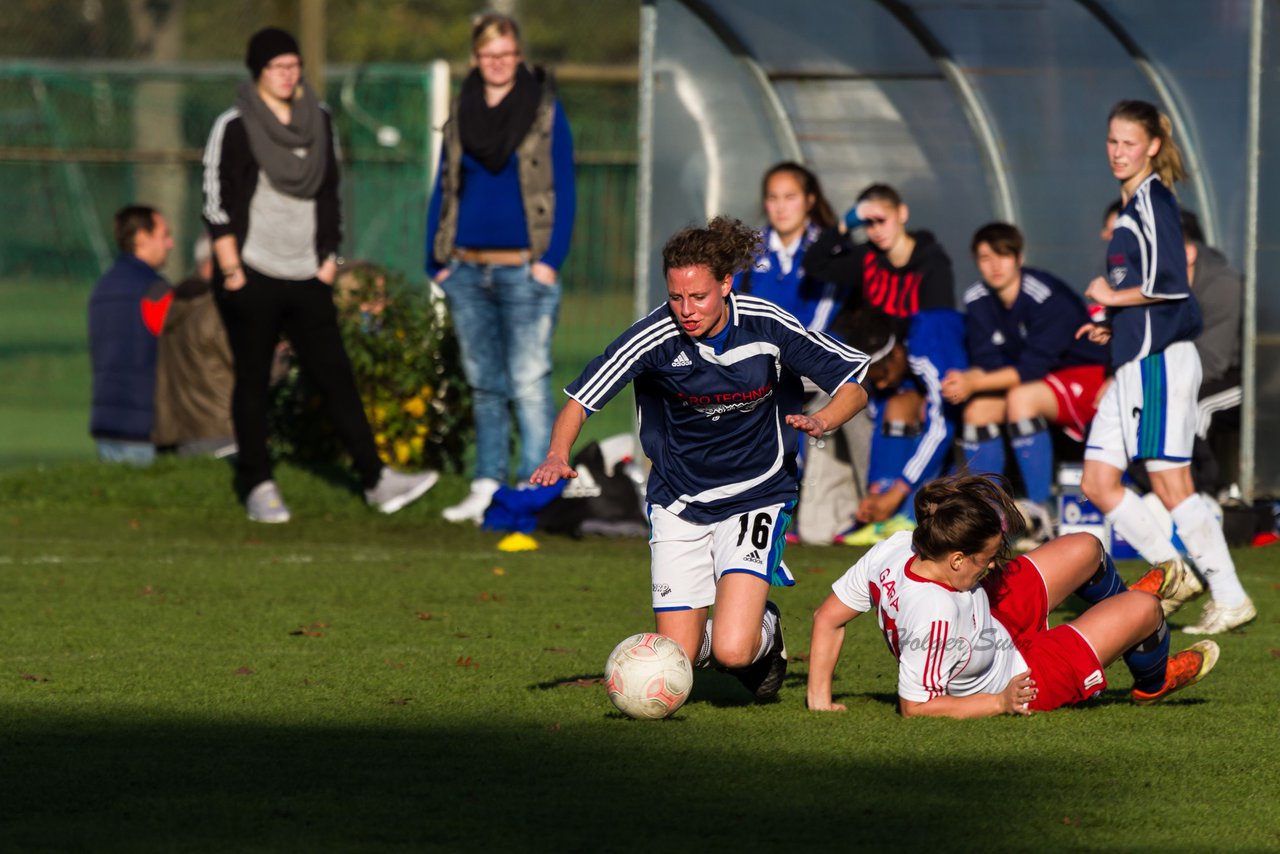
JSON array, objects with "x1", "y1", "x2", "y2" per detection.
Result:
[
  {"x1": 730, "y1": 601, "x2": 788, "y2": 702},
  {"x1": 881, "y1": 514, "x2": 917, "y2": 536},
  {"x1": 365, "y1": 467, "x2": 439, "y2": 514},
  {"x1": 245, "y1": 480, "x2": 291, "y2": 524},
  {"x1": 840, "y1": 523, "x2": 886, "y2": 547},
  {"x1": 1013, "y1": 499, "x2": 1054, "y2": 551},
  {"x1": 1181, "y1": 597, "x2": 1257, "y2": 635},
  {"x1": 1129, "y1": 557, "x2": 1205, "y2": 617},
  {"x1": 442, "y1": 478, "x2": 501, "y2": 524},
  {"x1": 1131, "y1": 640, "x2": 1219, "y2": 705}
]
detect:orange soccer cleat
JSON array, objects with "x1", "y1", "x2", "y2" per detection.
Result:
[{"x1": 1131, "y1": 640, "x2": 1220, "y2": 705}]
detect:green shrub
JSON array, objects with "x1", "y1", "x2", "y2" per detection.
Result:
[{"x1": 268, "y1": 263, "x2": 472, "y2": 473}]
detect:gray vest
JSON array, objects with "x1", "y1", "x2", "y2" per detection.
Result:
[{"x1": 433, "y1": 70, "x2": 559, "y2": 265}]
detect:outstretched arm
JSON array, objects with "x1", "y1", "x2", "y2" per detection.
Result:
[
  {"x1": 787, "y1": 381, "x2": 868, "y2": 438},
  {"x1": 806, "y1": 593, "x2": 863, "y2": 711},
  {"x1": 529, "y1": 400, "x2": 589, "y2": 485}
]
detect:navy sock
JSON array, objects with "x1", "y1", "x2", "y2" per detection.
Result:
[
  {"x1": 868, "y1": 426, "x2": 918, "y2": 490},
  {"x1": 1124, "y1": 620, "x2": 1170, "y2": 693},
  {"x1": 1076, "y1": 551, "x2": 1127, "y2": 605},
  {"x1": 961, "y1": 424, "x2": 1004, "y2": 477},
  {"x1": 1010, "y1": 417, "x2": 1054, "y2": 504}
]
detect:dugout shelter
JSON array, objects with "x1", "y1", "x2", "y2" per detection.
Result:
[{"x1": 636, "y1": 0, "x2": 1280, "y2": 497}]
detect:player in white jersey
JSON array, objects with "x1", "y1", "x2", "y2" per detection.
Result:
[
  {"x1": 1076, "y1": 100, "x2": 1254, "y2": 634},
  {"x1": 807, "y1": 475, "x2": 1219, "y2": 717},
  {"x1": 532, "y1": 216, "x2": 870, "y2": 702}
]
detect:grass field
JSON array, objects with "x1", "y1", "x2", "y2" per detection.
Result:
[{"x1": 1, "y1": 459, "x2": 1278, "y2": 851}]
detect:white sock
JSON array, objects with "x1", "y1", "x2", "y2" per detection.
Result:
[
  {"x1": 1170, "y1": 494, "x2": 1248, "y2": 606},
  {"x1": 695, "y1": 619, "x2": 713, "y2": 668},
  {"x1": 750, "y1": 607, "x2": 779, "y2": 665},
  {"x1": 1106, "y1": 489, "x2": 1179, "y2": 565}
]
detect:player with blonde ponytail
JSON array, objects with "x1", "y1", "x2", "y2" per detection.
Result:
[{"x1": 1076, "y1": 99, "x2": 1255, "y2": 634}]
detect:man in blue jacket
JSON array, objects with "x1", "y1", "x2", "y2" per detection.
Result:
[{"x1": 88, "y1": 205, "x2": 175, "y2": 464}]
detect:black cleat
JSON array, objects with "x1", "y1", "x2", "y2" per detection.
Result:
[{"x1": 730, "y1": 601, "x2": 788, "y2": 702}]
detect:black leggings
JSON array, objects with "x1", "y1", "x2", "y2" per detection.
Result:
[{"x1": 215, "y1": 266, "x2": 381, "y2": 493}]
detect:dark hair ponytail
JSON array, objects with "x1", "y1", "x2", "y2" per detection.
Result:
[
  {"x1": 762, "y1": 161, "x2": 837, "y2": 229},
  {"x1": 912, "y1": 475, "x2": 1024, "y2": 565}
]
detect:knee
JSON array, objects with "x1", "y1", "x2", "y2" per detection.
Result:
[
  {"x1": 1067, "y1": 531, "x2": 1106, "y2": 567},
  {"x1": 711, "y1": 638, "x2": 755, "y2": 670},
  {"x1": 1080, "y1": 467, "x2": 1113, "y2": 504}
]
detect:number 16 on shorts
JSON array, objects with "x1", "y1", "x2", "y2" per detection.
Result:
[{"x1": 648, "y1": 502, "x2": 797, "y2": 611}]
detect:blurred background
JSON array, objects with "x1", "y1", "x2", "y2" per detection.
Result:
[{"x1": 0, "y1": 0, "x2": 640, "y2": 467}]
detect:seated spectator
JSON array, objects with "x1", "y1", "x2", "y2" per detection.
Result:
[
  {"x1": 732, "y1": 161, "x2": 843, "y2": 331},
  {"x1": 153, "y1": 233, "x2": 236, "y2": 458},
  {"x1": 88, "y1": 205, "x2": 174, "y2": 464},
  {"x1": 806, "y1": 182, "x2": 955, "y2": 320},
  {"x1": 831, "y1": 307, "x2": 966, "y2": 544},
  {"x1": 940, "y1": 222, "x2": 1108, "y2": 542}
]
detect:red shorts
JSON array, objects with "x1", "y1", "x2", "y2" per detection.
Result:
[
  {"x1": 982, "y1": 556, "x2": 1106, "y2": 711},
  {"x1": 1043, "y1": 364, "x2": 1107, "y2": 442}
]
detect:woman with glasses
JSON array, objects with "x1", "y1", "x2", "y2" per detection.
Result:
[
  {"x1": 805, "y1": 474, "x2": 1219, "y2": 717},
  {"x1": 425, "y1": 12, "x2": 576, "y2": 525},
  {"x1": 806, "y1": 183, "x2": 955, "y2": 320}
]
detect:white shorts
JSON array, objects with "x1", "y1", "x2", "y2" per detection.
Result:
[
  {"x1": 647, "y1": 503, "x2": 796, "y2": 611},
  {"x1": 1084, "y1": 340, "x2": 1201, "y2": 471}
]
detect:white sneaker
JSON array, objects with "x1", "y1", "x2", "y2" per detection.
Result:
[
  {"x1": 442, "y1": 478, "x2": 501, "y2": 524},
  {"x1": 246, "y1": 480, "x2": 291, "y2": 524},
  {"x1": 1182, "y1": 596, "x2": 1257, "y2": 635},
  {"x1": 365, "y1": 467, "x2": 439, "y2": 514}
]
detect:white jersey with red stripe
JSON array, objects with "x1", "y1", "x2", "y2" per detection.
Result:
[{"x1": 831, "y1": 531, "x2": 1026, "y2": 702}]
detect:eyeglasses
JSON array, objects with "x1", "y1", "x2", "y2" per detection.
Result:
[
  {"x1": 476, "y1": 50, "x2": 519, "y2": 62},
  {"x1": 863, "y1": 217, "x2": 889, "y2": 226},
  {"x1": 264, "y1": 60, "x2": 302, "y2": 73}
]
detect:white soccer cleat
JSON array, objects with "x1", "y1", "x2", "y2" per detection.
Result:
[
  {"x1": 365, "y1": 467, "x2": 439, "y2": 514},
  {"x1": 1182, "y1": 597, "x2": 1257, "y2": 635},
  {"x1": 442, "y1": 477, "x2": 501, "y2": 524},
  {"x1": 246, "y1": 480, "x2": 291, "y2": 524}
]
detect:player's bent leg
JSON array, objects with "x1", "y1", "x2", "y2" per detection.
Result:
[
  {"x1": 1026, "y1": 532, "x2": 1111, "y2": 610},
  {"x1": 709, "y1": 572, "x2": 770, "y2": 669},
  {"x1": 1006, "y1": 381, "x2": 1060, "y2": 423},
  {"x1": 1086, "y1": 459, "x2": 1180, "y2": 565},
  {"x1": 655, "y1": 608, "x2": 709, "y2": 667},
  {"x1": 1069, "y1": 590, "x2": 1164, "y2": 667}
]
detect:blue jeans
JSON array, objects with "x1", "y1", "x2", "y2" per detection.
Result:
[
  {"x1": 96, "y1": 439, "x2": 156, "y2": 465},
  {"x1": 442, "y1": 261, "x2": 560, "y2": 482}
]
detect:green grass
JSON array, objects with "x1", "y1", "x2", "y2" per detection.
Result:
[
  {"x1": 1, "y1": 459, "x2": 1277, "y2": 851},
  {"x1": 0, "y1": 279, "x2": 636, "y2": 470}
]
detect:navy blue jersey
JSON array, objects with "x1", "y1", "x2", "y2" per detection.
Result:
[
  {"x1": 732, "y1": 223, "x2": 846, "y2": 332},
  {"x1": 1105, "y1": 174, "x2": 1202, "y2": 366},
  {"x1": 963, "y1": 267, "x2": 1107, "y2": 381},
  {"x1": 565, "y1": 293, "x2": 870, "y2": 524}
]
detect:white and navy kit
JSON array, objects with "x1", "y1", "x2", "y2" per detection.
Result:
[
  {"x1": 1104, "y1": 174, "x2": 1202, "y2": 367},
  {"x1": 867, "y1": 308, "x2": 966, "y2": 489},
  {"x1": 831, "y1": 532, "x2": 1025, "y2": 702},
  {"x1": 1087, "y1": 175, "x2": 1205, "y2": 468},
  {"x1": 568, "y1": 293, "x2": 868, "y2": 610},
  {"x1": 963, "y1": 268, "x2": 1107, "y2": 382},
  {"x1": 732, "y1": 223, "x2": 846, "y2": 332}
]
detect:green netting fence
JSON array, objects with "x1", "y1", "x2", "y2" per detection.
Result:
[{"x1": 0, "y1": 61, "x2": 637, "y2": 298}]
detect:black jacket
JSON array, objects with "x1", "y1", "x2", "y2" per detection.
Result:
[{"x1": 806, "y1": 228, "x2": 955, "y2": 319}]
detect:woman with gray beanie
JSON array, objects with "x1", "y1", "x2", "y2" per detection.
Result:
[{"x1": 202, "y1": 27, "x2": 437, "y2": 522}]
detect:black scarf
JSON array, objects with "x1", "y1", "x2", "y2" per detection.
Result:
[
  {"x1": 236, "y1": 79, "x2": 328, "y2": 198},
  {"x1": 457, "y1": 65, "x2": 542, "y2": 174}
]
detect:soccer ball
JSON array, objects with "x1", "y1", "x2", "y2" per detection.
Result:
[{"x1": 603, "y1": 632, "x2": 693, "y2": 719}]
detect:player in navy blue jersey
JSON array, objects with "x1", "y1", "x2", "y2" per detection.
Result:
[
  {"x1": 531, "y1": 216, "x2": 870, "y2": 700},
  {"x1": 941, "y1": 223, "x2": 1108, "y2": 543},
  {"x1": 1076, "y1": 100, "x2": 1253, "y2": 634},
  {"x1": 732, "y1": 162, "x2": 844, "y2": 332},
  {"x1": 830, "y1": 307, "x2": 966, "y2": 542}
]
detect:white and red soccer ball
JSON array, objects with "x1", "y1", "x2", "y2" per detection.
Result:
[{"x1": 604, "y1": 632, "x2": 693, "y2": 719}]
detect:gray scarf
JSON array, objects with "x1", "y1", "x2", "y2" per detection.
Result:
[{"x1": 236, "y1": 79, "x2": 328, "y2": 198}]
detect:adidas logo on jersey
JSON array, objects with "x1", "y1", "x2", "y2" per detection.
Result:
[
  {"x1": 743, "y1": 550, "x2": 763, "y2": 564},
  {"x1": 671, "y1": 351, "x2": 692, "y2": 367}
]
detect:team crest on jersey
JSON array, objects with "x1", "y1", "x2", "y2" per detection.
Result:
[
  {"x1": 671, "y1": 351, "x2": 693, "y2": 368},
  {"x1": 992, "y1": 330, "x2": 1005, "y2": 346},
  {"x1": 755, "y1": 257, "x2": 772, "y2": 274},
  {"x1": 1110, "y1": 267, "x2": 1127, "y2": 286}
]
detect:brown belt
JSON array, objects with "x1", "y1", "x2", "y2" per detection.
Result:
[{"x1": 454, "y1": 248, "x2": 530, "y2": 266}]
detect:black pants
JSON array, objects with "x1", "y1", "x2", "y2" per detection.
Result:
[{"x1": 216, "y1": 266, "x2": 382, "y2": 493}]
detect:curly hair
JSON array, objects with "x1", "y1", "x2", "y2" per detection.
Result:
[
  {"x1": 912, "y1": 475, "x2": 1025, "y2": 567},
  {"x1": 661, "y1": 216, "x2": 762, "y2": 281}
]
